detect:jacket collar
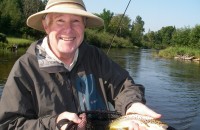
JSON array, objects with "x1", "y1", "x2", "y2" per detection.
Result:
[{"x1": 26, "y1": 38, "x2": 88, "y2": 73}]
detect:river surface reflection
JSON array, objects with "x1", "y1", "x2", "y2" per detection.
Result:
[
  {"x1": 106, "y1": 48, "x2": 200, "y2": 130},
  {"x1": 0, "y1": 48, "x2": 200, "y2": 130}
]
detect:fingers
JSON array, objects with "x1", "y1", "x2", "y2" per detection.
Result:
[
  {"x1": 77, "y1": 113, "x2": 87, "y2": 130},
  {"x1": 127, "y1": 120, "x2": 147, "y2": 130},
  {"x1": 57, "y1": 112, "x2": 82, "y2": 124},
  {"x1": 126, "y1": 102, "x2": 162, "y2": 119},
  {"x1": 129, "y1": 122, "x2": 139, "y2": 130},
  {"x1": 56, "y1": 112, "x2": 87, "y2": 130},
  {"x1": 139, "y1": 126, "x2": 148, "y2": 130},
  {"x1": 144, "y1": 107, "x2": 162, "y2": 119}
]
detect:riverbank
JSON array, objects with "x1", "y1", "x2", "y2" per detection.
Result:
[
  {"x1": 2, "y1": 37, "x2": 200, "y2": 64},
  {"x1": 1, "y1": 34, "x2": 136, "y2": 51},
  {"x1": 158, "y1": 46, "x2": 200, "y2": 63},
  {"x1": 0, "y1": 37, "x2": 33, "y2": 51}
]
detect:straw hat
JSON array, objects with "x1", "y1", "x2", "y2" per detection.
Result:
[{"x1": 27, "y1": 0, "x2": 104, "y2": 31}]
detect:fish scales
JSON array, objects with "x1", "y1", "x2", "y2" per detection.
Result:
[{"x1": 108, "y1": 114, "x2": 168, "y2": 130}]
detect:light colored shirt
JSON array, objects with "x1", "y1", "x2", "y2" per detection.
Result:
[{"x1": 41, "y1": 37, "x2": 78, "y2": 71}]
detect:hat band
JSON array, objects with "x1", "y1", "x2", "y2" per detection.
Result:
[{"x1": 46, "y1": 2, "x2": 86, "y2": 11}]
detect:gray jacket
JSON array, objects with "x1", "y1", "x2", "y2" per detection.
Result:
[{"x1": 0, "y1": 39, "x2": 145, "y2": 130}]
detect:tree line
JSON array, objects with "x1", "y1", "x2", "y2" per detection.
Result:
[
  {"x1": 143, "y1": 26, "x2": 200, "y2": 49},
  {"x1": 0, "y1": 0, "x2": 47, "y2": 38},
  {"x1": 0, "y1": 0, "x2": 200, "y2": 49}
]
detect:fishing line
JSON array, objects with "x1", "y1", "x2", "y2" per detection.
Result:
[{"x1": 106, "y1": 0, "x2": 132, "y2": 54}]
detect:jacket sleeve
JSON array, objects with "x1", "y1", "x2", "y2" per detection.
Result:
[
  {"x1": 114, "y1": 78, "x2": 146, "y2": 115},
  {"x1": 96, "y1": 49, "x2": 146, "y2": 115},
  {"x1": 0, "y1": 60, "x2": 57, "y2": 130}
]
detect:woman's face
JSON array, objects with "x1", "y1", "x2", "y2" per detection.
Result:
[{"x1": 42, "y1": 13, "x2": 85, "y2": 58}]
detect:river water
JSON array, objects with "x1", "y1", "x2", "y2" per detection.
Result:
[
  {"x1": 107, "y1": 48, "x2": 200, "y2": 130},
  {"x1": 0, "y1": 48, "x2": 200, "y2": 130}
]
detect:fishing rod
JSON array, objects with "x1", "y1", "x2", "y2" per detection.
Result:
[{"x1": 106, "y1": 0, "x2": 132, "y2": 54}]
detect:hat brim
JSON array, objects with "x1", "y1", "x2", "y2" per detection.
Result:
[{"x1": 27, "y1": 7, "x2": 104, "y2": 32}]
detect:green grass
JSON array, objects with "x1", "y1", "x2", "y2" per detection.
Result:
[
  {"x1": 7, "y1": 37, "x2": 33, "y2": 48},
  {"x1": 158, "y1": 46, "x2": 200, "y2": 59},
  {"x1": 0, "y1": 37, "x2": 34, "y2": 50}
]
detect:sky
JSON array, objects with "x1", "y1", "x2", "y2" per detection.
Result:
[{"x1": 83, "y1": 0, "x2": 200, "y2": 33}]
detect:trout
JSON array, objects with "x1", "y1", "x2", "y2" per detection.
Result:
[{"x1": 108, "y1": 114, "x2": 169, "y2": 130}]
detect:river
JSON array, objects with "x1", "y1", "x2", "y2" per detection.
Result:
[{"x1": 0, "y1": 48, "x2": 200, "y2": 130}]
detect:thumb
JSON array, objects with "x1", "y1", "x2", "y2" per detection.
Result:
[
  {"x1": 143, "y1": 106, "x2": 162, "y2": 119},
  {"x1": 71, "y1": 115, "x2": 82, "y2": 124},
  {"x1": 57, "y1": 112, "x2": 82, "y2": 124},
  {"x1": 126, "y1": 102, "x2": 162, "y2": 119}
]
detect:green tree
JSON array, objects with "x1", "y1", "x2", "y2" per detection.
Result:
[
  {"x1": 147, "y1": 31, "x2": 156, "y2": 44},
  {"x1": 98, "y1": 9, "x2": 114, "y2": 32},
  {"x1": 0, "y1": 0, "x2": 46, "y2": 37},
  {"x1": 142, "y1": 31, "x2": 156, "y2": 48},
  {"x1": 20, "y1": 0, "x2": 46, "y2": 38},
  {"x1": 158, "y1": 26, "x2": 176, "y2": 46},
  {"x1": 130, "y1": 15, "x2": 145, "y2": 47},
  {"x1": 142, "y1": 30, "x2": 163, "y2": 49},
  {"x1": 108, "y1": 14, "x2": 131, "y2": 38},
  {"x1": 22, "y1": 0, "x2": 46, "y2": 19},
  {"x1": 0, "y1": 0, "x2": 22, "y2": 35},
  {"x1": 171, "y1": 27, "x2": 191, "y2": 47},
  {"x1": 189, "y1": 25, "x2": 200, "y2": 49}
]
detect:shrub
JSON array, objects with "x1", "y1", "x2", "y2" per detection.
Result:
[
  {"x1": 85, "y1": 29, "x2": 133, "y2": 48},
  {"x1": 0, "y1": 33, "x2": 8, "y2": 43},
  {"x1": 158, "y1": 46, "x2": 200, "y2": 59}
]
